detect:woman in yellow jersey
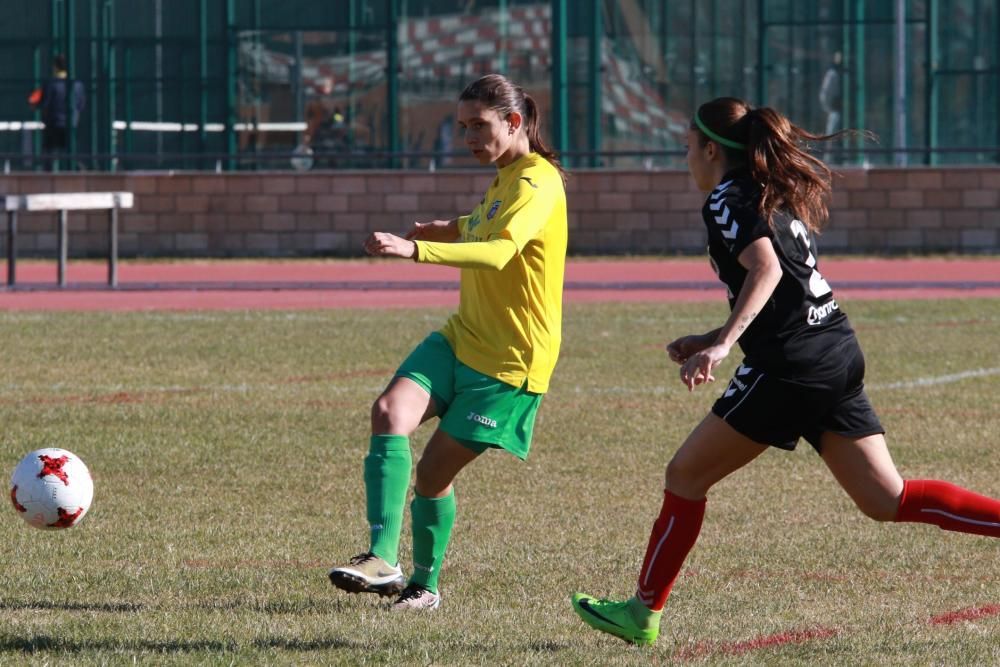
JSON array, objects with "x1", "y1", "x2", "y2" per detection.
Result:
[{"x1": 328, "y1": 74, "x2": 568, "y2": 611}]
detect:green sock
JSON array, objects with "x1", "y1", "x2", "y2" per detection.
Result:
[
  {"x1": 364, "y1": 434, "x2": 411, "y2": 565},
  {"x1": 627, "y1": 597, "x2": 662, "y2": 630},
  {"x1": 409, "y1": 490, "x2": 456, "y2": 594}
]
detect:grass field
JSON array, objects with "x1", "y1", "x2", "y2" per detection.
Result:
[{"x1": 1, "y1": 298, "x2": 998, "y2": 665}]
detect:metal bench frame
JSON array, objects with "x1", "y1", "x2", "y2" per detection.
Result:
[{"x1": 3, "y1": 192, "x2": 134, "y2": 288}]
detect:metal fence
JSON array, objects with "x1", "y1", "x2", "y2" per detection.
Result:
[{"x1": 0, "y1": 0, "x2": 997, "y2": 172}]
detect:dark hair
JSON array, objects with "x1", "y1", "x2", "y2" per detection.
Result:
[
  {"x1": 459, "y1": 74, "x2": 566, "y2": 182},
  {"x1": 52, "y1": 54, "x2": 67, "y2": 72},
  {"x1": 692, "y1": 97, "x2": 862, "y2": 233}
]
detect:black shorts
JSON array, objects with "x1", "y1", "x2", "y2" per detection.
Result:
[{"x1": 711, "y1": 339, "x2": 884, "y2": 453}]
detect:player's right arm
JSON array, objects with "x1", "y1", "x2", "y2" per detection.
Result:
[{"x1": 679, "y1": 238, "x2": 782, "y2": 390}]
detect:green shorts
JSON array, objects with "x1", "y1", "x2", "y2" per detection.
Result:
[{"x1": 395, "y1": 332, "x2": 542, "y2": 460}]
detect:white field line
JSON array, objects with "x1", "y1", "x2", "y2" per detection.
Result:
[
  {"x1": 571, "y1": 366, "x2": 1000, "y2": 396},
  {"x1": 869, "y1": 367, "x2": 1000, "y2": 390},
  {"x1": 3, "y1": 370, "x2": 996, "y2": 398},
  {"x1": 1, "y1": 381, "x2": 681, "y2": 399},
  {"x1": 569, "y1": 385, "x2": 677, "y2": 396},
  {"x1": 0, "y1": 383, "x2": 384, "y2": 396},
  {"x1": 569, "y1": 366, "x2": 1000, "y2": 396}
]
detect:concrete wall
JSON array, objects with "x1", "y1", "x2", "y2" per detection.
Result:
[{"x1": 1, "y1": 167, "x2": 998, "y2": 257}]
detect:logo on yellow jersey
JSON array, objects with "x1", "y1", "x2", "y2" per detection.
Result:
[{"x1": 487, "y1": 200, "x2": 502, "y2": 220}]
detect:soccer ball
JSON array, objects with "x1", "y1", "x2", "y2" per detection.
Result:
[{"x1": 9, "y1": 448, "x2": 94, "y2": 530}]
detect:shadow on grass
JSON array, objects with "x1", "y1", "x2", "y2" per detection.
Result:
[
  {"x1": 0, "y1": 596, "x2": 357, "y2": 616},
  {"x1": 0, "y1": 599, "x2": 144, "y2": 613},
  {"x1": 524, "y1": 639, "x2": 573, "y2": 652},
  {"x1": 188, "y1": 596, "x2": 356, "y2": 614},
  {"x1": 0, "y1": 634, "x2": 364, "y2": 654}
]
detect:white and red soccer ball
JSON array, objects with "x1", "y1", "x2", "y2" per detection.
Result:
[{"x1": 9, "y1": 448, "x2": 94, "y2": 530}]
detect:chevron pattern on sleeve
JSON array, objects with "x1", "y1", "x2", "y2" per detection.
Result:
[{"x1": 708, "y1": 180, "x2": 738, "y2": 241}]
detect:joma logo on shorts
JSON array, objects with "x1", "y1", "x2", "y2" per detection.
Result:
[
  {"x1": 467, "y1": 412, "x2": 497, "y2": 428},
  {"x1": 807, "y1": 299, "x2": 839, "y2": 325}
]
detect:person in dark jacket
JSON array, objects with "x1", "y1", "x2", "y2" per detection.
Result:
[{"x1": 31, "y1": 55, "x2": 86, "y2": 170}]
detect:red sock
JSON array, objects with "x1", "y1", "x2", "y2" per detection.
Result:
[
  {"x1": 895, "y1": 479, "x2": 1000, "y2": 537},
  {"x1": 635, "y1": 490, "x2": 706, "y2": 612}
]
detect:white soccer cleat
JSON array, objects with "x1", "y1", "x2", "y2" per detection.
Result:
[{"x1": 391, "y1": 583, "x2": 441, "y2": 611}]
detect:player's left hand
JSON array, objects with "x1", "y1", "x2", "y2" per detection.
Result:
[
  {"x1": 364, "y1": 232, "x2": 416, "y2": 259},
  {"x1": 679, "y1": 343, "x2": 730, "y2": 391}
]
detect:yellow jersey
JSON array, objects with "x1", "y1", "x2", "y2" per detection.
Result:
[{"x1": 415, "y1": 152, "x2": 567, "y2": 393}]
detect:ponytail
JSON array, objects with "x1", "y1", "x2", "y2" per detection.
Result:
[
  {"x1": 694, "y1": 97, "x2": 867, "y2": 233},
  {"x1": 523, "y1": 93, "x2": 566, "y2": 183},
  {"x1": 745, "y1": 106, "x2": 833, "y2": 233}
]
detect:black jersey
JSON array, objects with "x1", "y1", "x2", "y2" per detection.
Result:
[{"x1": 702, "y1": 168, "x2": 856, "y2": 379}]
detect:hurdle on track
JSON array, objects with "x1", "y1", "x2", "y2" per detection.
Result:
[{"x1": 3, "y1": 192, "x2": 134, "y2": 288}]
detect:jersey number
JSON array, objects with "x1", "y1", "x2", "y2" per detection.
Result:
[{"x1": 790, "y1": 220, "x2": 832, "y2": 298}]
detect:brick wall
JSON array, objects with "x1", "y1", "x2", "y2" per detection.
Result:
[{"x1": 1, "y1": 167, "x2": 997, "y2": 257}]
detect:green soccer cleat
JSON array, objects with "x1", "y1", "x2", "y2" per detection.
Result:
[{"x1": 571, "y1": 593, "x2": 660, "y2": 646}]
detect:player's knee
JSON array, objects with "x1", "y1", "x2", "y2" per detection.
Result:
[
  {"x1": 664, "y1": 457, "x2": 682, "y2": 488},
  {"x1": 370, "y1": 397, "x2": 388, "y2": 431},
  {"x1": 370, "y1": 395, "x2": 405, "y2": 433},
  {"x1": 665, "y1": 456, "x2": 707, "y2": 498},
  {"x1": 413, "y1": 456, "x2": 430, "y2": 486},
  {"x1": 854, "y1": 493, "x2": 900, "y2": 522},
  {"x1": 413, "y1": 457, "x2": 448, "y2": 497}
]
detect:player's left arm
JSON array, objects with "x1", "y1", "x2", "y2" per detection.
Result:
[
  {"x1": 413, "y1": 237, "x2": 518, "y2": 270},
  {"x1": 405, "y1": 218, "x2": 461, "y2": 242},
  {"x1": 364, "y1": 225, "x2": 518, "y2": 270},
  {"x1": 679, "y1": 237, "x2": 782, "y2": 390}
]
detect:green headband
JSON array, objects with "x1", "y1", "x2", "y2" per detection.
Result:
[{"x1": 694, "y1": 112, "x2": 747, "y2": 150}]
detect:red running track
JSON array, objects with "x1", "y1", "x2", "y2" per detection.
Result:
[{"x1": 0, "y1": 257, "x2": 998, "y2": 311}]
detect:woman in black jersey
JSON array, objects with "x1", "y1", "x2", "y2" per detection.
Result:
[{"x1": 571, "y1": 97, "x2": 1000, "y2": 645}]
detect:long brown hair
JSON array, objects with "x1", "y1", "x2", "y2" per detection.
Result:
[
  {"x1": 459, "y1": 74, "x2": 566, "y2": 182},
  {"x1": 693, "y1": 97, "x2": 850, "y2": 233}
]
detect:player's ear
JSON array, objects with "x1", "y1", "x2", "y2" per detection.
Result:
[
  {"x1": 507, "y1": 111, "x2": 522, "y2": 135},
  {"x1": 705, "y1": 140, "x2": 719, "y2": 161}
]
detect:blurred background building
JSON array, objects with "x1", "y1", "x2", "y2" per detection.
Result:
[{"x1": 0, "y1": 0, "x2": 997, "y2": 172}]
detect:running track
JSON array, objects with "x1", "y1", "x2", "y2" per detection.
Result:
[{"x1": 0, "y1": 258, "x2": 998, "y2": 311}]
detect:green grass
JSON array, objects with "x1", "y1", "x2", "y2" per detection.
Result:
[{"x1": 1, "y1": 299, "x2": 998, "y2": 665}]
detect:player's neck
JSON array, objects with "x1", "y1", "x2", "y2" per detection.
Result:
[
  {"x1": 713, "y1": 161, "x2": 739, "y2": 185},
  {"x1": 496, "y1": 136, "x2": 531, "y2": 169}
]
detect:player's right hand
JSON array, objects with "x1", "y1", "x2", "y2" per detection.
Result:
[
  {"x1": 679, "y1": 343, "x2": 730, "y2": 392},
  {"x1": 667, "y1": 334, "x2": 711, "y2": 365}
]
